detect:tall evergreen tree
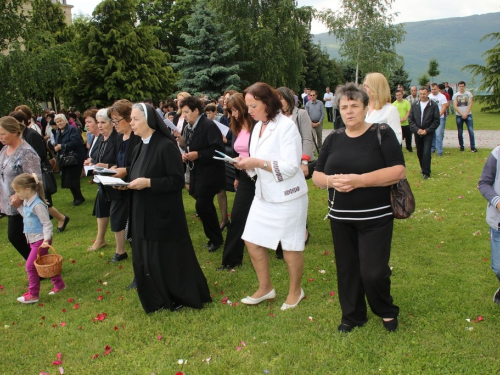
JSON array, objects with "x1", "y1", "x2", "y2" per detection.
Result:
[
  {"x1": 463, "y1": 29, "x2": 500, "y2": 112},
  {"x1": 172, "y1": 0, "x2": 242, "y2": 97},
  {"x1": 65, "y1": 0, "x2": 176, "y2": 109},
  {"x1": 388, "y1": 64, "x2": 412, "y2": 94}
]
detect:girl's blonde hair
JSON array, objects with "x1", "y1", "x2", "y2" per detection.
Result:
[
  {"x1": 12, "y1": 173, "x2": 47, "y2": 204},
  {"x1": 364, "y1": 72, "x2": 392, "y2": 110}
]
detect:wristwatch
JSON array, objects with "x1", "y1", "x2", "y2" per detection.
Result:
[
  {"x1": 261, "y1": 161, "x2": 268, "y2": 169},
  {"x1": 301, "y1": 160, "x2": 308, "y2": 165}
]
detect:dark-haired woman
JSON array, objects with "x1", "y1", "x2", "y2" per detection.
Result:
[
  {"x1": 217, "y1": 93, "x2": 256, "y2": 271},
  {"x1": 125, "y1": 103, "x2": 211, "y2": 313},
  {"x1": 179, "y1": 97, "x2": 225, "y2": 252},
  {"x1": 236, "y1": 82, "x2": 308, "y2": 311},
  {"x1": 313, "y1": 83, "x2": 405, "y2": 333}
]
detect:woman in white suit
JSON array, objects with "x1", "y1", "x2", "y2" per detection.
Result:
[{"x1": 236, "y1": 82, "x2": 308, "y2": 311}]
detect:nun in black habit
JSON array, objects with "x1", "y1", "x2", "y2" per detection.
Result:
[{"x1": 125, "y1": 103, "x2": 212, "y2": 313}]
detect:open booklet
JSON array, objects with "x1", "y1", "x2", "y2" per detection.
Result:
[
  {"x1": 94, "y1": 175, "x2": 129, "y2": 186},
  {"x1": 84, "y1": 165, "x2": 117, "y2": 176}
]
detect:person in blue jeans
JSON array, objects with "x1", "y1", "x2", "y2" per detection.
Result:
[
  {"x1": 452, "y1": 81, "x2": 477, "y2": 152},
  {"x1": 478, "y1": 146, "x2": 500, "y2": 305}
]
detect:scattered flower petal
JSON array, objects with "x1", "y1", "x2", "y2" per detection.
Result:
[
  {"x1": 67, "y1": 298, "x2": 73, "y2": 303},
  {"x1": 104, "y1": 345, "x2": 112, "y2": 356},
  {"x1": 466, "y1": 318, "x2": 470, "y2": 322},
  {"x1": 73, "y1": 304, "x2": 79, "y2": 309},
  {"x1": 92, "y1": 354, "x2": 99, "y2": 360},
  {"x1": 60, "y1": 322, "x2": 66, "y2": 327},
  {"x1": 309, "y1": 278, "x2": 314, "y2": 282},
  {"x1": 52, "y1": 361, "x2": 63, "y2": 365},
  {"x1": 323, "y1": 251, "x2": 330, "y2": 255},
  {"x1": 237, "y1": 347, "x2": 242, "y2": 351},
  {"x1": 57, "y1": 353, "x2": 62, "y2": 360},
  {"x1": 71, "y1": 260, "x2": 75, "y2": 264},
  {"x1": 59, "y1": 367, "x2": 64, "y2": 374},
  {"x1": 241, "y1": 341, "x2": 246, "y2": 347},
  {"x1": 318, "y1": 270, "x2": 325, "y2": 274},
  {"x1": 478, "y1": 316, "x2": 484, "y2": 321},
  {"x1": 114, "y1": 326, "x2": 118, "y2": 330},
  {"x1": 157, "y1": 335, "x2": 161, "y2": 340},
  {"x1": 92, "y1": 312, "x2": 107, "y2": 322},
  {"x1": 61, "y1": 309, "x2": 67, "y2": 313},
  {"x1": 97, "y1": 296, "x2": 104, "y2": 301},
  {"x1": 308, "y1": 316, "x2": 313, "y2": 321},
  {"x1": 118, "y1": 265, "x2": 123, "y2": 269},
  {"x1": 221, "y1": 296, "x2": 229, "y2": 304},
  {"x1": 329, "y1": 291, "x2": 335, "y2": 296},
  {"x1": 177, "y1": 359, "x2": 184, "y2": 365}
]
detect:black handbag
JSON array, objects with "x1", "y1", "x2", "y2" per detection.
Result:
[
  {"x1": 58, "y1": 151, "x2": 78, "y2": 167},
  {"x1": 376, "y1": 124, "x2": 415, "y2": 219},
  {"x1": 41, "y1": 164, "x2": 57, "y2": 196}
]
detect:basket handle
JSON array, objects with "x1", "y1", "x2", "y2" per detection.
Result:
[{"x1": 37, "y1": 244, "x2": 57, "y2": 259}]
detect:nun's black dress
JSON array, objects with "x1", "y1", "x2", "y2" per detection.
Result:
[{"x1": 128, "y1": 105, "x2": 211, "y2": 313}]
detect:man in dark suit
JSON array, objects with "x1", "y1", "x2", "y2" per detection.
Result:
[
  {"x1": 409, "y1": 87, "x2": 440, "y2": 180},
  {"x1": 180, "y1": 97, "x2": 225, "y2": 252}
]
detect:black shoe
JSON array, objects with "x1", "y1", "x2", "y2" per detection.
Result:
[
  {"x1": 208, "y1": 243, "x2": 221, "y2": 252},
  {"x1": 382, "y1": 317, "x2": 398, "y2": 332},
  {"x1": 406, "y1": 148, "x2": 413, "y2": 152},
  {"x1": 471, "y1": 148, "x2": 478, "y2": 153},
  {"x1": 220, "y1": 220, "x2": 231, "y2": 231},
  {"x1": 108, "y1": 252, "x2": 128, "y2": 263},
  {"x1": 423, "y1": 174, "x2": 430, "y2": 180},
  {"x1": 338, "y1": 323, "x2": 356, "y2": 333},
  {"x1": 126, "y1": 278, "x2": 137, "y2": 290},
  {"x1": 305, "y1": 231, "x2": 311, "y2": 246},
  {"x1": 56, "y1": 215, "x2": 70, "y2": 233},
  {"x1": 73, "y1": 198, "x2": 86, "y2": 206},
  {"x1": 460, "y1": 146, "x2": 464, "y2": 151},
  {"x1": 216, "y1": 263, "x2": 241, "y2": 271},
  {"x1": 493, "y1": 287, "x2": 500, "y2": 305}
]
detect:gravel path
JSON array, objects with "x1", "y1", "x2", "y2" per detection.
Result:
[{"x1": 322, "y1": 129, "x2": 500, "y2": 149}]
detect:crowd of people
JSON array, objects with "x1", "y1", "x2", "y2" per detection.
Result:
[{"x1": 1, "y1": 73, "x2": 492, "y2": 333}]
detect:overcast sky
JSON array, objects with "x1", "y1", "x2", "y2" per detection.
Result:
[{"x1": 69, "y1": 0, "x2": 500, "y2": 34}]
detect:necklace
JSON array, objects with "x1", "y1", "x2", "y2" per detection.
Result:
[{"x1": 262, "y1": 119, "x2": 270, "y2": 126}]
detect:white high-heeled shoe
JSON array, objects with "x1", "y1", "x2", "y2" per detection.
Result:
[
  {"x1": 241, "y1": 289, "x2": 276, "y2": 305},
  {"x1": 280, "y1": 288, "x2": 305, "y2": 311}
]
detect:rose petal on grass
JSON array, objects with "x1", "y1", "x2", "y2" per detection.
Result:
[
  {"x1": 61, "y1": 309, "x2": 67, "y2": 313},
  {"x1": 177, "y1": 359, "x2": 184, "y2": 365},
  {"x1": 241, "y1": 341, "x2": 246, "y2": 347},
  {"x1": 158, "y1": 335, "x2": 161, "y2": 340},
  {"x1": 73, "y1": 304, "x2": 79, "y2": 309},
  {"x1": 269, "y1": 313, "x2": 274, "y2": 317},
  {"x1": 330, "y1": 291, "x2": 335, "y2": 296},
  {"x1": 57, "y1": 353, "x2": 62, "y2": 360},
  {"x1": 67, "y1": 298, "x2": 73, "y2": 303},
  {"x1": 41, "y1": 316, "x2": 46, "y2": 320},
  {"x1": 97, "y1": 288, "x2": 102, "y2": 292},
  {"x1": 104, "y1": 345, "x2": 112, "y2": 356},
  {"x1": 60, "y1": 322, "x2": 66, "y2": 327},
  {"x1": 52, "y1": 361, "x2": 63, "y2": 365},
  {"x1": 309, "y1": 278, "x2": 314, "y2": 282},
  {"x1": 221, "y1": 296, "x2": 229, "y2": 304},
  {"x1": 59, "y1": 367, "x2": 64, "y2": 374},
  {"x1": 97, "y1": 296, "x2": 104, "y2": 301},
  {"x1": 118, "y1": 265, "x2": 123, "y2": 269},
  {"x1": 114, "y1": 326, "x2": 119, "y2": 330},
  {"x1": 103, "y1": 282, "x2": 108, "y2": 286},
  {"x1": 478, "y1": 316, "x2": 484, "y2": 321},
  {"x1": 308, "y1": 316, "x2": 313, "y2": 321},
  {"x1": 324, "y1": 251, "x2": 330, "y2": 255},
  {"x1": 0, "y1": 285, "x2": 3, "y2": 290},
  {"x1": 237, "y1": 347, "x2": 242, "y2": 351},
  {"x1": 71, "y1": 260, "x2": 75, "y2": 264},
  {"x1": 39, "y1": 303, "x2": 44, "y2": 307},
  {"x1": 91, "y1": 354, "x2": 99, "y2": 360}
]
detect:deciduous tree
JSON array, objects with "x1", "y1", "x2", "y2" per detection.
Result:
[
  {"x1": 428, "y1": 59, "x2": 440, "y2": 83},
  {"x1": 318, "y1": 0, "x2": 405, "y2": 84}
]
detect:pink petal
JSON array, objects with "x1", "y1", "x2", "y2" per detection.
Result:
[
  {"x1": 91, "y1": 354, "x2": 99, "y2": 360},
  {"x1": 241, "y1": 341, "x2": 246, "y2": 346},
  {"x1": 330, "y1": 291, "x2": 335, "y2": 296},
  {"x1": 60, "y1": 322, "x2": 66, "y2": 327},
  {"x1": 158, "y1": 335, "x2": 162, "y2": 340},
  {"x1": 52, "y1": 360, "x2": 63, "y2": 365},
  {"x1": 67, "y1": 298, "x2": 73, "y2": 303},
  {"x1": 59, "y1": 367, "x2": 64, "y2": 374},
  {"x1": 236, "y1": 347, "x2": 242, "y2": 351}
]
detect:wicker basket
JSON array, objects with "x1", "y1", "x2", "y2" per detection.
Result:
[{"x1": 34, "y1": 245, "x2": 63, "y2": 278}]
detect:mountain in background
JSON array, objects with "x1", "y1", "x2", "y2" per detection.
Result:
[{"x1": 313, "y1": 12, "x2": 500, "y2": 85}]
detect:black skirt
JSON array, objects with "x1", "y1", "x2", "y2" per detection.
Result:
[
  {"x1": 132, "y1": 236, "x2": 212, "y2": 313},
  {"x1": 92, "y1": 186, "x2": 111, "y2": 218},
  {"x1": 60, "y1": 164, "x2": 83, "y2": 189}
]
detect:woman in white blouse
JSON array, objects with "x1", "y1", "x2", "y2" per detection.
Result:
[
  {"x1": 363, "y1": 73, "x2": 402, "y2": 144},
  {"x1": 236, "y1": 82, "x2": 308, "y2": 311}
]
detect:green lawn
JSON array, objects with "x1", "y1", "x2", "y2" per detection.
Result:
[
  {"x1": 1, "y1": 149, "x2": 500, "y2": 374},
  {"x1": 322, "y1": 101, "x2": 500, "y2": 130}
]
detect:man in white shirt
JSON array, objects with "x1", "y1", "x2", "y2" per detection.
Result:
[
  {"x1": 323, "y1": 86, "x2": 334, "y2": 123},
  {"x1": 428, "y1": 83, "x2": 449, "y2": 156},
  {"x1": 453, "y1": 81, "x2": 477, "y2": 152}
]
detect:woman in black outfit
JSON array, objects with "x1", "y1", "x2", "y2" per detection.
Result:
[
  {"x1": 53, "y1": 114, "x2": 86, "y2": 205},
  {"x1": 217, "y1": 93, "x2": 256, "y2": 270},
  {"x1": 125, "y1": 103, "x2": 211, "y2": 313},
  {"x1": 87, "y1": 108, "x2": 118, "y2": 252},
  {"x1": 179, "y1": 97, "x2": 225, "y2": 252},
  {"x1": 313, "y1": 83, "x2": 406, "y2": 333},
  {"x1": 107, "y1": 100, "x2": 141, "y2": 265}
]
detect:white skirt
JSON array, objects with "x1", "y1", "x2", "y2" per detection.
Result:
[{"x1": 242, "y1": 194, "x2": 308, "y2": 251}]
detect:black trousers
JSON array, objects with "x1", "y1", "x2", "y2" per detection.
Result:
[
  {"x1": 330, "y1": 217, "x2": 399, "y2": 327},
  {"x1": 8, "y1": 214, "x2": 31, "y2": 260},
  {"x1": 414, "y1": 133, "x2": 433, "y2": 176},
  {"x1": 196, "y1": 193, "x2": 223, "y2": 247},
  {"x1": 402, "y1": 125, "x2": 413, "y2": 150},
  {"x1": 221, "y1": 173, "x2": 255, "y2": 267},
  {"x1": 70, "y1": 187, "x2": 84, "y2": 201},
  {"x1": 326, "y1": 107, "x2": 333, "y2": 123}
]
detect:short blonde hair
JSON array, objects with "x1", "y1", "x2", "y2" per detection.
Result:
[
  {"x1": 364, "y1": 72, "x2": 391, "y2": 110},
  {"x1": 176, "y1": 92, "x2": 191, "y2": 115}
]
